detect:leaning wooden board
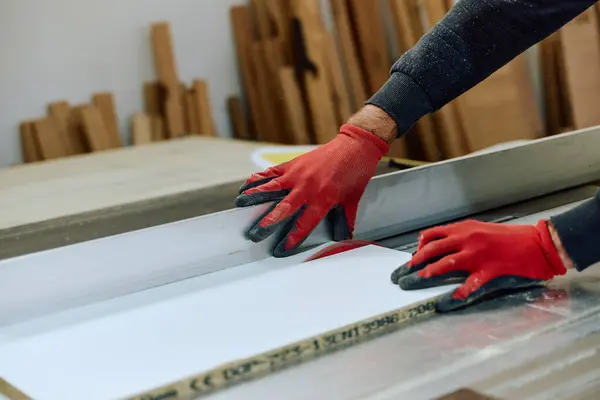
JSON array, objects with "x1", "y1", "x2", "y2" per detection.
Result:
[
  {"x1": 559, "y1": 6, "x2": 600, "y2": 130},
  {"x1": 0, "y1": 245, "x2": 457, "y2": 400}
]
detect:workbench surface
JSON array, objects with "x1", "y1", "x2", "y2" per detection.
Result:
[{"x1": 0, "y1": 137, "x2": 265, "y2": 231}]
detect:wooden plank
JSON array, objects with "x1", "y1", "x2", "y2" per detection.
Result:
[
  {"x1": 227, "y1": 96, "x2": 252, "y2": 140},
  {"x1": 80, "y1": 105, "x2": 113, "y2": 151},
  {"x1": 291, "y1": 0, "x2": 339, "y2": 144},
  {"x1": 0, "y1": 378, "x2": 32, "y2": 400},
  {"x1": 424, "y1": 0, "x2": 542, "y2": 152},
  {"x1": 47, "y1": 101, "x2": 77, "y2": 155},
  {"x1": 330, "y1": 0, "x2": 368, "y2": 111},
  {"x1": 553, "y1": 32, "x2": 574, "y2": 130},
  {"x1": 184, "y1": 89, "x2": 200, "y2": 134},
  {"x1": 455, "y1": 59, "x2": 542, "y2": 152},
  {"x1": 150, "y1": 22, "x2": 178, "y2": 85},
  {"x1": 192, "y1": 80, "x2": 217, "y2": 137},
  {"x1": 143, "y1": 81, "x2": 163, "y2": 116},
  {"x1": 33, "y1": 118, "x2": 71, "y2": 160},
  {"x1": 348, "y1": 0, "x2": 392, "y2": 95},
  {"x1": 265, "y1": 37, "x2": 295, "y2": 143},
  {"x1": 249, "y1": 41, "x2": 283, "y2": 143},
  {"x1": 150, "y1": 22, "x2": 185, "y2": 138},
  {"x1": 559, "y1": 7, "x2": 600, "y2": 130},
  {"x1": 66, "y1": 105, "x2": 90, "y2": 154},
  {"x1": 422, "y1": 0, "x2": 469, "y2": 158},
  {"x1": 150, "y1": 116, "x2": 167, "y2": 141},
  {"x1": 92, "y1": 92, "x2": 122, "y2": 148},
  {"x1": 19, "y1": 122, "x2": 42, "y2": 163},
  {"x1": 231, "y1": 6, "x2": 271, "y2": 142},
  {"x1": 251, "y1": 0, "x2": 273, "y2": 39},
  {"x1": 279, "y1": 67, "x2": 311, "y2": 144},
  {"x1": 266, "y1": 0, "x2": 293, "y2": 63},
  {"x1": 323, "y1": 32, "x2": 352, "y2": 126},
  {"x1": 389, "y1": 0, "x2": 422, "y2": 50},
  {"x1": 131, "y1": 112, "x2": 153, "y2": 145},
  {"x1": 388, "y1": 0, "x2": 441, "y2": 161}
]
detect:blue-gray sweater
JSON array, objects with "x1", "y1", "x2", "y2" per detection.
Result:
[{"x1": 367, "y1": 0, "x2": 600, "y2": 271}]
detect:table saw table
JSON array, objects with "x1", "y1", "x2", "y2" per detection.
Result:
[{"x1": 2, "y1": 126, "x2": 600, "y2": 400}]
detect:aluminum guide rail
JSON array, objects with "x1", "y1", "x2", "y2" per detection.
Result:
[{"x1": 1, "y1": 126, "x2": 600, "y2": 326}]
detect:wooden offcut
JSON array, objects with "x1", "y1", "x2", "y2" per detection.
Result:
[
  {"x1": 348, "y1": 0, "x2": 392, "y2": 96},
  {"x1": 131, "y1": 112, "x2": 153, "y2": 145},
  {"x1": 227, "y1": 96, "x2": 251, "y2": 140},
  {"x1": 540, "y1": 34, "x2": 572, "y2": 135},
  {"x1": 184, "y1": 89, "x2": 200, "y2": 134},
  {"x1": 80, "y1": 105, "x2": 113, "y2": 151},
  {"x1": 143, "y1": 81, "x2": 163, "y2": 116},
  {"x1": 33, "y1": 118, "x2": 70, "y2": 160},
  {"x1": 290, "y1": 0, "x2": 339, "y2": 144},
  {"x1": 150, "y1": 116, "x2": 167, "y2": 141},
  {"x1": 19, "y1": 122, "x2": 41, "y2": 163},
  {"x1": 323, "y1": 32, "x2": 352, "y2": 126},
  {"x1": 92, "y1": 92, "x2": 122, "y2": 148},
  {"x1": 47, "y1": 101, "x2": 78, "y2": 155},
  {"x1": 192, "y1": 80, "x2": 217, "y2": 137},
  {"x1": 231, "y1": 6, "x2": 273, "y2": 142},
  {"x1": 388, "y1": 0, "x2": 440, "y2": 160},
  {"x1": 330, "y1": 0, "x2": 368, "y2": 111},
  {"x1": 150, "y1": 22, "x2": 185, "y2": 138},
  {"x1": 559, "y1": 7, "x2": 600, "y2": 130},
  {"x1": 422, "y1": 0, "x2": 469, "y2": 158},
  {"x1": 279, "y1": 67, "x2": 311, "y2": 144},
  {"x1": 0, "y1": 377, "x2": 32, "y2": 400}
]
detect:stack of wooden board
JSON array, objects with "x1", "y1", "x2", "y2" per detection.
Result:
[
  {"x1": 18, "y1": 2, "x2": 600, "y2": 166},
  {"x1": 540, "y1": 5, "x2": 600, "y2": 136},
  {"x1": 19, "y1": 93, "x2": 123, "y2": 163},
  {"x1": 19, "y1": 22, "x2": 219, "y2": 164},
  {"x1": 138, "y1": 22, "x2": 218, "y2": 145},
  {"x1": 228, "y1": 0, "x2": 549, "y2": 161}
]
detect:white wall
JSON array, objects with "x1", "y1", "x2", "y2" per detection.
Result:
[{"x1": 0, "y1": 0, "x2": 246, "y2": 167}]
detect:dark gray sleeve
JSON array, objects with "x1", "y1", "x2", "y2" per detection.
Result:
[
  {"x1": 367, "y1": 0, "x2": 598, "y2": 135},
  {"x1": 551, "y1": 191, "x2": 600, "y2": 271}
]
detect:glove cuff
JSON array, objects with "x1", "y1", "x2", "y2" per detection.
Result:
[
  {"x1": 536, "y1": 219, "x2": 568, "y2": 276},
  {"x1": 339, "y1": 124, "x2": 390, "y2": 156}
]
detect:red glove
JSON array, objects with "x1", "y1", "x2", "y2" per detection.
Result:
[
  {"x1": 235, "y1": 124, "x2": 389, "y2": 257},
  {"x1": 391, "y1": 219, "x2": 568, "y2": 312}
]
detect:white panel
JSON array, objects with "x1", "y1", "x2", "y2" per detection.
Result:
[{"x1": 0, "y1": 245, "x2": 456, "y2": 400}]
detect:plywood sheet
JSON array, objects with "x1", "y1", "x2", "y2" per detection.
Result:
[{"x1": 0, "y1": 245, "x2": 455, "y2": 400}]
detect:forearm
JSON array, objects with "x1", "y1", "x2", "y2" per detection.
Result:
[{"x1": 365, "y1": 0, "x2": 597, "y2": 137}]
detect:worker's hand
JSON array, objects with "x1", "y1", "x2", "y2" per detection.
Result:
[
  {"x1": 391, "y1": 220, "x2": 568, "y2": 312},
  {"x1": 235, "y1": 124, "x2": 389, "y2": 257}
]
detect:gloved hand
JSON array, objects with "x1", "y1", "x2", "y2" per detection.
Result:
[
  {"x1": 235, "y1": 124, "x2": 389, "y2": 257},
  {"x1": 391, "y1": 219, "x2": 568, "y2": 312}
]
